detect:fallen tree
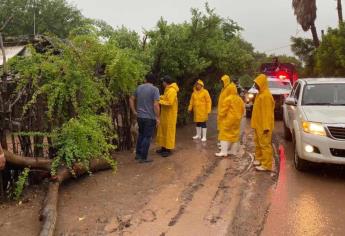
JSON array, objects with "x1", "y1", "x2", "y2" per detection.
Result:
[
  {"x1": 39, "y1": 159, "x2": 112, "y2": 236},
  {"x1": 0, "y1": 22, "x2": 145, "y2": 236},
  {"x1": 4, "y1": 150, "x2": 51, "y2": 170},
  {"x1": 4, "y1": 150, "x2": 113, "y2": 236}
]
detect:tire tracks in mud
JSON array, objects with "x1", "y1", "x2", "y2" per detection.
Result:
[
  {"x1": 227, "y1": 131, "x2": 280, "y2": 236},
  {"x1": 168, "y1": 133, "x2": 254, "y2": 230},
  {"x1": 168, "y1": 156, "x2": 226, "y2": 227}
]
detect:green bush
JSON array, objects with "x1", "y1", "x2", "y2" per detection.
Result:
[
  {"x1": 316, "y1": 24, "x2": 345, "y2": 76},
  {"x1": 51, "y1": 114, "x2": 116, "y2": 176},
  {"x1": 13, "y1": 168, "x2": 30, "y2": 200}
]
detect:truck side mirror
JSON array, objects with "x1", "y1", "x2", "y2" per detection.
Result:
[{"x1": 285, "y1": 97, "x2": 297, "y2": 106}]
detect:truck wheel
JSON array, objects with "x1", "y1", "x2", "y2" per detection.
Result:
[
  {"x1": 246, "y1": 110, "x2": 252, "y2": 119},
  {"x1": 284, "y1": 122, "x2": 292, "y2": 141},
  {"x1": 293, "y1": 134, "x2": 308, "y2": 171}
]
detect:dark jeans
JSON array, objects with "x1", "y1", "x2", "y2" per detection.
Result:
[
  {"x1": 196, "y1": 122, "x2": 207, "y2": 128},
  {"x1": 136, "y1": 118, "x2": 156, "y2": 160}
]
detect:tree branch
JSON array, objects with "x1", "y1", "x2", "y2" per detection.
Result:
[
  {"x1": 3, "y1": 150, "x2": 52, "y2": 171},
  {"x1": 0, "y1": 32, "x2": 7, "y2": 75},
  {"x1": 0, "y1": 15, "x2": 14, "y2": 32},
  {"x1": 39, "y1": 159, "x2": 112, "y2": 236},
  {"x1": 8, "y1": 85, "x2": 27, "y2": 113}
]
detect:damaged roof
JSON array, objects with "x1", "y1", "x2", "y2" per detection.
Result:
[{"x1": 0, "y1": 45, "x2": 26, "y2": 66}]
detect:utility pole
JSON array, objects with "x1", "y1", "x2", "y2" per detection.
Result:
[
  {"x1": 33, "y1": 0, "x2": 36, "y2": 36},
  {"x1": 337, "y1": 0, "x2": 344, "y2": 25}
]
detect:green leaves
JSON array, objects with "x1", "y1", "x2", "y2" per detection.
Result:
[
  {"x1": 51, "y1": 114, "x2": 116, "y2": 176},
  {"x1": 316, "y1": 24, "x2": 345, "y2": 76},
  {"x1": 292, "y1": 24, "x2": 345, "y2": 77},
  {"x1": 239, "y1": 75, "x2": 254, "y2": 88},
  {"x1": 0, "y1": 0, "x2": 84, "y2": 38},
  {"x1": 13, "y1": 168, "x2": 30, "y2": 200},
  {"x1": 8, "y1": 27, "x2": 148, "y2": 174},
  {"x1": 147, "y1": 4, "x2": 253, "y2": 80}
]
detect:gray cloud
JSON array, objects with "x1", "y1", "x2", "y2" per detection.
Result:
[{"x1": 69, "y1": 0, "x2": 340, "y2": 55}]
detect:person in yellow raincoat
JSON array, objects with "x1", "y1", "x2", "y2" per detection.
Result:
[
  {"x1": 215, "y1": 84, "x2": 244, "y2": 157},
  {"x1": 251, "y1": 74, "x2": 275, "y2": 171},
  {"x1": 156, "y1": 76, "x2": 179, "y2": 157},
  {"x1": 188, "y1": 80, "x2": 212, "y2": 142},
  {"x1": 217, "y1": 75, "x2": 237, "y2": 148},
  {"x1": 217, "y1": 75, "x2": 236, "y2": 130}
]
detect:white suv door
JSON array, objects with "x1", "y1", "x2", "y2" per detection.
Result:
[{"x1": 284, "y1": 81, "x2": 303, "y2": 140}]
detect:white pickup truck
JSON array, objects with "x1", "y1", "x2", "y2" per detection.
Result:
[{"x1": 283, "y1": 78, "x2": 345, "y2": 171}]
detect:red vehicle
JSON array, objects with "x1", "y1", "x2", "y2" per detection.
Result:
[{"x1": 260, "y1": 62, "x2": 298, "y2": 85}]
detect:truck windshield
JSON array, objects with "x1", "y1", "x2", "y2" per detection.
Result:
[
  {"x1": 269, "y1": 81, "x2": 291, "y2": 90},
  {"x1": 302, "y1": 84, "x2": 345, "y2": 106}
]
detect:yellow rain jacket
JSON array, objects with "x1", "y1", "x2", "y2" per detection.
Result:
[
  {"x1": 251, "y1": 74, "x2": 275, "y2": 170},
  {"x1": 157, "y1": 83, "x2": 179, "y2": 149},
  {"x1": 217, "y1": 75, "x2": 237, "y2": 130},
  {"x1": 188, "y1": 80, "x2": 212, "y2": 123},
  {"x1": 218, "y1": 85, "x2": 245, "y2": 142}
]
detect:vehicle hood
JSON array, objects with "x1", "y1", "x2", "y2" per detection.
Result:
[
  {"x1": 248, "y1": 87, "x2": 290, "y2": 95},
  {"x1": 302, "y1": 106, "x2": 345, "y2": 124},
  {"x1": 269, "y1": 88, "x2": 291, "y2": 95}
]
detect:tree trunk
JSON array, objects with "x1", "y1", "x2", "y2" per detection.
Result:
[
  {"x1": 3, "y1": 150, "x2": 51, "y2": 170},
  {"x1": 0, "y1": 32, "x2": 7, "y2": 76},
  {"x1": 338, "y1": 0, "x2": 344, "y2": 24},
  {"x1": 0, "y1": 32, "x2": 8, "y2": 149},
  {"x1": 4, "y1": 147, "x2": 114, "y2": 236},
  {"x1": 310, "y1": 23, "x2": 320, "y2": 47},
  {"x1": 39, "y1": 159, "x2": 112, "y2": 236}
]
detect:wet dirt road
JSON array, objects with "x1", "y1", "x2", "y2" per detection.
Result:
[
  {"x1": 263, "y1": 122, "x2": 345, "y2": 236},
  {"x1": 0, "y1": 113, "x2": 275, "y2": 236}
]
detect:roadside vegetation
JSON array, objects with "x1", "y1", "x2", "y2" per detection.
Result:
[
  {"x1": 0, "y1": 0, "x2": 343, "y2": 234},
  {"x1": 291, "y1": 0, "x2": 345, "y2": 77}
]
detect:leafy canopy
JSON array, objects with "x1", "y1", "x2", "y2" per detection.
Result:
[
  {"x1": 0, "y1": 0, "x2": 85, "y2": 38},
  {"x1": 316, "y1": 24, "x2": 345, "y2": 76},
  {"x1": 8, "y1": 24, "x2": 148, "y2": 174}
]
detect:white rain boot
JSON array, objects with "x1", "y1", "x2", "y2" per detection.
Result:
[
  {"x1": 254, "y1": 160, "x2": 261, "y2": 166},
  {"x1": 228, "y1": 142, "x2": 239, "y2": 156},
  {"x1": 215, "y1": 141, "x2": 229, "y2": 157},
  {"x1": 255, "y1": 166, "x2": 269, "y2": 172},
  {"x1": 193, "y1": 127, "x2": 202, "y2": 140},
  {"x1": 201, "y1": 128, "x2": 207, "y2": 142}
]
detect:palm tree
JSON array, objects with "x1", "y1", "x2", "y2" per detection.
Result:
[
  {"x1": 337, "y1": 0, "x2": 343, "y2": 24},
  {"x1": 292, "y1": 0, "x2": 320, "y2": 47}
]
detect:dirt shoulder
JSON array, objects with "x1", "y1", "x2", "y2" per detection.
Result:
[{"x1": 0, "y1": 113, "x2": 277, "y2": 236}]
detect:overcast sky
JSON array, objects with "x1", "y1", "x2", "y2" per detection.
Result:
[{"x1": 69, "y1": 0, "x2": 340, "y2": 55}]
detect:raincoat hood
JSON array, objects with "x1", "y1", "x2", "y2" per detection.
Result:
[
  {"x1": 221, "y1": 75, "x2": 231, "y2": 88},
  {"x1": 254, "y1": 74, "x2": 268, "y2": 93},
  {"x1": 168, "y1": 83, "x2": 180, "y2": 92},
  {"x1": 196, "y1": 80, "x2": 204, "y2": 87},
  {"x1": 228, "y1": 84, "x2": 238, "y2": 95}
]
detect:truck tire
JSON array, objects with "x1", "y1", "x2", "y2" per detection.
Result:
[
  {"x1": 284, "y1": 122, "x2": 292, "y2": 141},
  {"x1": 293, "y1": 133, "x2": 308, "y2": 171}
]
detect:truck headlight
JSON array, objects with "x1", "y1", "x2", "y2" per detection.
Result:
[{"x1": 302, "y1": 122, "x2": 326, "y2": 136}]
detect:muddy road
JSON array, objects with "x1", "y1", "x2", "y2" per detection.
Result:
[
  {"x1": 263, "y1": 122, "x2": 345, "y2": 236},
  {"x1": 0, "y1": 113, "x2": 275, "y2": 236}
]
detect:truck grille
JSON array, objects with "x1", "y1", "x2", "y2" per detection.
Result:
[
  {"x1": 330, "y1": 148, "x2": 345, "y2": 158},
  {"x1": 327, "y1": 126, "x2": 345, "y2": 140}
]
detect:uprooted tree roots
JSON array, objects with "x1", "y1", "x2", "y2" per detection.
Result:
[{"x1": 3, "y1": 150, "x2": 113, "y2": 236}]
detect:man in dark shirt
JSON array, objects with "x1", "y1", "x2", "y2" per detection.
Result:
[{"x1": 130, "y1": 73, "x2": 160, "y2": 163}]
